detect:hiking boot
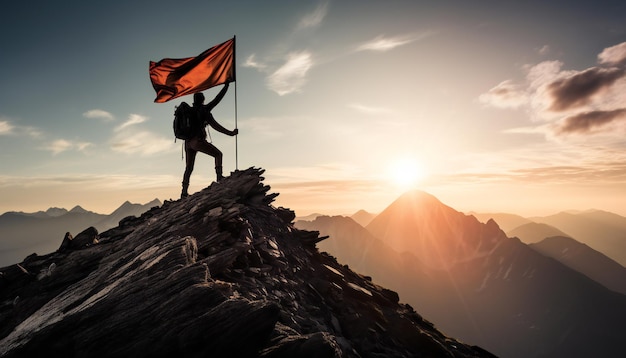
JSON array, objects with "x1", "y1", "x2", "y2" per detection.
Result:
[{"x1": 181, "y1": 182, "x2": 189, "y2": 199}]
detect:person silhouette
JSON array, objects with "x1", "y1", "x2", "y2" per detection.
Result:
[{"x1": 181, "y1": 83, "x2": 238, "y2": 198}]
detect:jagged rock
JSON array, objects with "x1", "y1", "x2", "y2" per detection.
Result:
[
  {"x1": 0, "y1": 167, "x2": 495, "y2": 358},
  {"x1": 58, "y1": 227, "x2": 99, "y2": 252}
]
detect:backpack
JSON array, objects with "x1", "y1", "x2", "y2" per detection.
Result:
[{"x1": 173, "y1": 102, "x2": 200, "y2": 140}]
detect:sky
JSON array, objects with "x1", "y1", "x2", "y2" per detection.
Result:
[{"x1": 1, "y1": 0, "x2": 626, "y2": 218}]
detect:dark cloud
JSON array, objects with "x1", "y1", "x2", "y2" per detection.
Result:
[
  {"x1": 557, "y1": 108, "x2": 626, "y2": 134},
  {"x1": 547, "y1": 67, "x2": 625, "y2": 111}
]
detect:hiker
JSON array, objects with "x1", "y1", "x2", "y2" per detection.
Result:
[{"x1": 181, "y1": 83, "x2": 238, "y2": 198}]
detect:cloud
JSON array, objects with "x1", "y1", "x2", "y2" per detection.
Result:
[
  {"x1": 241, "y1": 117, "x2": 285, "y2": 139},
  {"x1": 479, "y1": 80, "x2": 528, "y2": 109},
  {"x1": 0, "y1": 173, "x2": 176, "y2": 191},
  {"x1": 0, "y1": 118, "x2": 42, "y2": 138},
  {"x1": 245, "y1": 51, "x2": 315, "y2": 96},
  {"x1": 110, "y1": 130, "x2": 174, "y2": 156},
  {"x1": 43, "y1": 139, "x2": 93, "y2": 155},
  {"x1": 598, "y1": 41, "x2": 626, "y2": 65},
  {"x1": 509, "y1": 163, "x2": 626, "y2": 183},
  {"x1": 547, "y1": 67, "x2": 625, "y2": 111},
  {"x1": 267, "y1": 52, "x2": 313, "y2": 96},
  {"x1": 356, "y1": 33, "x2": 430, "y2": 52},
  {"x1": 83, "y1": 109, "x2": 114, "y2": 121},
  {"x1": 0, "y1": 120, "x2": 14, "y2": 135},
  {"x1": 116, "y1": 114, "x2": 148, "y2": 132},
  {"x1": 243, "y1": 54, "x2": 266, "y2": 70},
  {"x1": 348, "y1": 103, "x2": 392, "y2": 114},
  {"x1": 503, "y1": 124, "x2": 552, "y2": 136},
  {"x1": 537, "y1": 45, "x2": 550, "y2": 56},
  {"x1": 556, "y1": 108, "x2": 626, "y2": 134},
  {"x1": 297, "y1": 1, "x2": 328, "y2": 29},
  {"x1": 105, "y1": 113, "x2": 173, "y2": 155},
  {"x1": 481, "y1": 41, "x2": 626, "y2": 137}
]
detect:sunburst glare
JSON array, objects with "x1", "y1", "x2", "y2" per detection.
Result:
[{"x1": 388, "y1": 157, "x2": 426, "y2": 189}]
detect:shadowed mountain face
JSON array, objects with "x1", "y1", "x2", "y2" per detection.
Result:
[
  {"x1": 507, "y1": 222, "x2": 570, "y2": 244},
  {"x1": 299, "y1": 191, "x2": 626, "y2": 358},
  {"x1": 530, "y1": 236, "x2": 626, "y2": 295},
  {"x1": 0, "y1": 200, "x2": 161, "y2": 267},
  {"x1": 0, "y1": 168, "x2": 494, "y2": 358},
  {"x1": 530, "y1": 211, "x2": 626, "y2": 267}
]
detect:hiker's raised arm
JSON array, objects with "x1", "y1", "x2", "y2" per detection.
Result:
[{"x1": 206, "y1": 82, "x2": 230, "y2": 109}]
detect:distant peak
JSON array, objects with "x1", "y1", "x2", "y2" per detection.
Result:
[
  {"x1": 146, "y1": 198, "x2": 162, "y2": 207},
  {"x1": 45, "y1": 207, "x2": 68, "y2": 217},
  {"x1": 69, "y1": 205, "x2": 88, "y2": 213},
  {"x1": 400, "y1": 189, "x2": 438, "y2": 199},
  {"x1": 395, "y1": 189, "x2": 445, "y2": 207}
]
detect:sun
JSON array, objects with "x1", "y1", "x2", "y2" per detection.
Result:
[{"x1": 388, "y1": 158, "x2": 426, "y2": 189}]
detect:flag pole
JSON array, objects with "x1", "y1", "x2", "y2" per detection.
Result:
[{"x1": 233, "y1": 35, "x2": 239, "y2": 171}]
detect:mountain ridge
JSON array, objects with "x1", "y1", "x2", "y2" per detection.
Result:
[
  {"x1": 529, "y1": 235, "x2": 626, "y2": 295},
  {"x1": 0, "y1": 168, "x2": 493, "y2": 358}
]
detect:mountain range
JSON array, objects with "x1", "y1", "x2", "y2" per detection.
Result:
[
  {"x1": 473, "y1": 210, "x2": 626, "y2": 267},
  {"x1": 0, "y1": 168, "x2": 493, "y2": 358},
  {"x1": 0, "y1": 199, "x2": 161, "y2": 267},
  {"x1": 297, "y1": 191, "x2": 626, "y2": 358},
  {"x1": 3, "y1": 177, "x2": 626, "y2": 357}
]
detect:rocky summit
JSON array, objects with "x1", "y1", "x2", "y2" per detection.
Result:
[{"x1": 0, "y1": 168, "x2": 494, "y2": 358}]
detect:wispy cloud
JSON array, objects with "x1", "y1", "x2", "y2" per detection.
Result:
[
  {"x1": 479, "y1": 80, "x2": 528, "y2": 109},
  {"x1": 243, "y1": 54, "x2": 266, "y2": 70},
  {"x1": 115, "y1": 114, "x2": 148, "y2": 132},
  {"x1": 356, "y1": 33, "x2": 431, "y2": 52},
  {"x1": 297, "y1": 1, "x2": 328, "y2": 29},
  {"x1": 110, "y1": 130, "x2": 173, "y2": 156},
  {"x1": 42, "y1": 139, "x2": 93, "y2": 155},
  {"x1": 0, "y1": 118, "x2": 43, "y2": 138},
  {"x1": 0, "y1": 173, "x2": 177, "y2": 190},
  {"x1": 481, "y1": 41, "x2": 626, "y2": 137},
  {"x1": 348, "y1": 103, "x2": 392, "y2": 114},
  {"x1": 503, "y1": 125, "x2": 551, "y2": 136},
  {"x1": 83, "y1": 109, "x2": 114, "y2": 121},
  {"x1": 267, "y1": 51, "x2": 313, "y2": 96},
  {"x1": 246, "y1": 51, "x2": 315, "y2": 95},
  {"x1": 241, "y1": 117, "x2": 286, "y2": 139},
  {"x1": 598, "y1": 42, "x2": 626, "y2": 65},
  {"x1": 109, "y1": 113, "x2": 173, "y2": 155},
  {"x1": 0, "y1": 120, "x2": 14, "y2": 135},
  {"x1": 537, "y1": 45, "x2": 550, "y2": 56}
]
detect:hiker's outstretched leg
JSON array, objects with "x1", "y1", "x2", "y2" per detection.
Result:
[{"x1": 189, "y1": 138, "x2": 223, "y2": 182}]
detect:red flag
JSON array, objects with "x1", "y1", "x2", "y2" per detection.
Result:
[{"x1": 149, "y1": 38, "x2": 235, "y2": 103}]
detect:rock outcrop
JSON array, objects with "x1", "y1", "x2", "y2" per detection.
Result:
[{"x1": 0, "y1": 168, "x2": 494, "y2": 358}]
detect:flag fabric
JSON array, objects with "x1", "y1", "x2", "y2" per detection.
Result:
[{"x1": 149, "y1": 38, "x2": 235, "y2": 103}]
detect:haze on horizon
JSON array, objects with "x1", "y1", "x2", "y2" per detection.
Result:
[{"x1": 1, "y1": 1, "x2": 625, "y2": 218}]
